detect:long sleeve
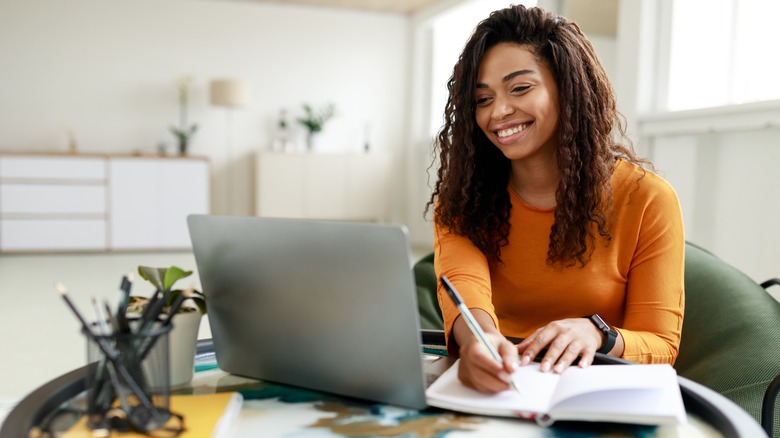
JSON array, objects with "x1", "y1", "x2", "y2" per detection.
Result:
[
  {"x1": 431, "y1": 160, "x2": 685, "y2": 364},
  {"x1": 614, "y1": 166, "x2": 685, "y2": 363},
  {"x1": 433, "y1": 223, "x2": 497, "y2": 355}
]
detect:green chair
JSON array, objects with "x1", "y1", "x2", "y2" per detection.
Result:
[
  {"x1": 678, "y1": 241, "x2": 780, "y2": 437},
  {"x1": 412, "y1": 242, "x2": 780, "y2": 436},
  {"x1": 413, "y1": 252, "x2": 443, "y2": 330}
]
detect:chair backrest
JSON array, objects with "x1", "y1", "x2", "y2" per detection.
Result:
[
  {"x1": 413, "y1": 253, "x2": 443, "y2": 330},
  {"x1": 678, "y1": 241, "x2": 780, "y2": 437}
]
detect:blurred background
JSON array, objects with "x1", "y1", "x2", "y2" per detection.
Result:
[{"x1": 1, "y1": 0, "x2": 779, "y2": 416}]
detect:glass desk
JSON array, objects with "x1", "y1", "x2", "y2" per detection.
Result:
[{"x1": 1, "y1": 336, "x2": 767, "y2": 437}]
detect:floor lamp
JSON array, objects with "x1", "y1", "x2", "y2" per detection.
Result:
[{"x1": 210, "y1": 79, "x2": 249, "y2": 215}]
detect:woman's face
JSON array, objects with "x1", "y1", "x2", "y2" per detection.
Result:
[{"x1": 474, "y1": 43, "x2": 560, "y2": 163}]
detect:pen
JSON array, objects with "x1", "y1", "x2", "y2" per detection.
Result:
[
  {"x1": 117, "y1": 273, "x2": 133, "y2": 333},
  {"x1": 440, "y1": 275, "x2": 521, "y2": 394},
  {"x1": 55, "y1": 282, "x2": 160, "y2": 417},
  {"x1": 54, "y1": 282, "x2": 94, "y2": 336},
  {"x1": 138, "y1": 288, "x2": 189, "y2": 359}
]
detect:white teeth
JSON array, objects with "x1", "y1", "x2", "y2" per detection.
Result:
[{"x1": 497, "y1": 123, "x2": 530, "y2": 138}]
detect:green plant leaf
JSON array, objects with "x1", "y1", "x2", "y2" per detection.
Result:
[
  {"x1": 137, "y1": 266, "x2": 165, "y2": 289},
  {"x1": 136, "y1": 265, "x2": 205, "y2": 314},
  {"x1": 163, "y1": 265, "x2": 192, "y2": 290},
  {"x1": 190, "y1": 292, "x2": 207, "y2": 315},
  {"x1": 296, "y1": 102, "x2": 336, "y2": 134},
  {"x1": 176, "y1": 288, "x2": 207, "y2": 314}
]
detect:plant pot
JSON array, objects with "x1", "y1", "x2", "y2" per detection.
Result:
[
  {"x1": 305, "y1": 132, "x2": 321, "y2": 152},
  {"x1": 168, "y1": 310, "x2": 202, "y2": 387},
  {"x1": 177, "y1": 136, "x2": 189, "y2": 155}
]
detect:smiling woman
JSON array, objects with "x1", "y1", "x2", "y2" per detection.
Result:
[
  {"x1": 474, "y1": 44, "x2": 560, "y2": 192},
  {"x1": 425, "y1": 4, "x2": 685, "y2": 395}
]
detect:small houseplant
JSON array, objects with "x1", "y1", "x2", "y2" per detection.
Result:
[
  {"x1": 296, "y1": 102, "x2": 335, "y2": 151},
  {"x1": 128, "y1": 265, "x2": 206, "y2": 315},
  {"x1": 169, "y1": 76, "x2": 198, "y2": 155},
  {"x1": 129, "y1": 265, "x2": 206, "y2": 387}
]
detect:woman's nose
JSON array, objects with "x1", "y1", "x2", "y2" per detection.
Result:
[{"x1": 491, "y1": 96, "x2": 515, "y2": 120}]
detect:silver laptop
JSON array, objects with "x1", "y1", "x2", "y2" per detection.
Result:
[{"x1": 187, "y1": 215, "x2": 428, "y2": 409}]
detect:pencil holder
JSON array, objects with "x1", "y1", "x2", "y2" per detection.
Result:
[{"x1": 84, "y1": 320, "x2": 180, "y2": 434}]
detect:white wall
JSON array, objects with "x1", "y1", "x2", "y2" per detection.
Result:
[
  {"x1": 0, "y1": 0, "x2": 409, "y2": 218},
  {"x1": 647, "y1": 120, "x2": 780, "y2": 283},
  {"x1": 619, "y1": 0, "x2": 780, "y2": 283}
]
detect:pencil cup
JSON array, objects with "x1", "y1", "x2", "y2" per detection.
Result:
[{"x1": 84, "y1": 320, "x2": 176, "y2": 433}]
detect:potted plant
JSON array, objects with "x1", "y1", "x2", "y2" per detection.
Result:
[
  {"x1": 296, "y1": 102, "x2": 335, "y2": 151},
  {"x1": 128, "y1": 265, "x2": 206, "y2": 387},
  {"x1": 129, "y1": 266, "x2": 206, "y2": 314},
  {"x1": 169, "y1": 76, "x2": 198, "y2": 155}
]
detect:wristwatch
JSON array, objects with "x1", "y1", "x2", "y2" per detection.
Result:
[{"x1": 585, "y1": 314, "x2": 617, "y2": 354}]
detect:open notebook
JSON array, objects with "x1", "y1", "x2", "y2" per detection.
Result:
[{"x1": 427, "y1": 360, "x2": 686, "y2": 427}]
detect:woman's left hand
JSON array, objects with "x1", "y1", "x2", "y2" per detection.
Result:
[{"x1": 515, "y1": 318, "x2": 608, "y2": 373}]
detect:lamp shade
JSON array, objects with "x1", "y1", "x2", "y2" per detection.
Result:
[{"x1": 209, "y1": 79, "x2": 249, "y2": 108}]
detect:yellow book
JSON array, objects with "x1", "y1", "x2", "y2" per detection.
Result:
[{"x1": 62, "y1": 392, "x2": 243, "y2": 438}]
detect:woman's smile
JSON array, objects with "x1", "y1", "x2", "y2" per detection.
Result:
[{"x1": 495, "y1": 122, "x2": 532, "y2": 143}]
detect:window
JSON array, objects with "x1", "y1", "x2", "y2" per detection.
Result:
[
  {"x1": 427, "y1": 0, "x2": 536, "y2": 135},
  {"x1": 667, "y1": 0, "x2": 780, "y2": 111}
]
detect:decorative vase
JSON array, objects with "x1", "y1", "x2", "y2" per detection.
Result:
[
  {"x1": 305, "y1": 132, "x2": 320, "y2": 152},
  {"x1": 177, "y1": 137, "x2": 189, "y2": 155},
  {"x1": 168, "y1": 310, "x2": 202, "y2": 387}
]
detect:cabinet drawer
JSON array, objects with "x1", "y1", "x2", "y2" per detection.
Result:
[
  {"x1": 0, "y1": 219, "x2": 106, "y2": 251},
  {"x1": 0, "y1": 184, "x2": 106, "y2": 214},
  {"x1": 108, "y1": 157, "x2": 209, "y2": 249},
  {"x1": 0, "y1": 156, "x2": 106, "y2": 181}
]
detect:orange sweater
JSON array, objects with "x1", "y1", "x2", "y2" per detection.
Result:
[{"x1": 434, "y1": 160, "x2": 685, "y2": 364}]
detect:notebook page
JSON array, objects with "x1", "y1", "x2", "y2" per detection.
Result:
[
  {"x1": 550, "y1": 364, "x2": 675, "y2": 407},
  {"x1": 426, "y1": 360, "x2": 561, "y2": 414}
]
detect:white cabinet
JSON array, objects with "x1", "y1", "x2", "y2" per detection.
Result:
[
  {"x1": 0, "y1": 155, "x2": 107, "y2": 251},
  {"x1": 0, "y1": 153, "x2": 210, "y2": 252},
  {"x1": 109, "y1": 157, "x2": 209, "y2": 250},
  {"x1": 256, "y1": 152, "x2": 391, "y2": 221}
]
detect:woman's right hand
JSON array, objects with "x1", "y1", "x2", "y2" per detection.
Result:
[{"x1": 452, "y1": 310, "x2": 520, "y2": 393}]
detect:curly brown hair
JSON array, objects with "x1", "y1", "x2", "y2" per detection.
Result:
[{"x1": 426, "y1": 5, "x2": 646, "y2": 267}]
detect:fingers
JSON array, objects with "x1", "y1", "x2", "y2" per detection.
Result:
[
  {"x1": 497, "y1": 338, "x2": 520, "y2": 375},
  {"x1": 516, "y1": 327, "x2": 544, "y2": 366},
  {"x1": 458, "y1": 334, "x2": 518, "y2": 393},
  {"x1": 516, "y1": 318, "x2": 602, "y2": 373},
  {"x1": 547, "y1": 338, "x2": 587, "y2": 373}
]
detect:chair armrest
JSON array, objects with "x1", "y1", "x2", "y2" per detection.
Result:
[{"x1": 760, "y1": 278, "x2": 780, "y2": 289}]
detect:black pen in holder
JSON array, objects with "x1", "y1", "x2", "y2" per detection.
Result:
[{"x1": 84, "y1": 318, "x2": 177, "y2": 433}]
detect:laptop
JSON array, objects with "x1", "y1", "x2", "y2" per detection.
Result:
[{"x1": 187, "y1": 215, "x2": 428, "y2": 410}]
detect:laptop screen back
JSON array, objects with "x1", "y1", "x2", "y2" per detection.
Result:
[{"x1": 187, "y1": 215, "x2": 427, "y2": 409}]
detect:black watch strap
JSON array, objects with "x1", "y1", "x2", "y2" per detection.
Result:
[{"x1": 585, "y1": 314, "x2": 617, "y2": 354}]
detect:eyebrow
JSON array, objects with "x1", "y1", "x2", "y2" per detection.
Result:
[{"x1": 476, "y1": 69, "x2": 535, "y2": 88}]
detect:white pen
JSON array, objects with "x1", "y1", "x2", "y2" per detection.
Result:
[{"x1": 440, "y1": 275, "x2": 521, "y2": 394}]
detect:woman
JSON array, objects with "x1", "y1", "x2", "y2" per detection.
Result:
[{"x1": 426, "y1": 5, "x2": 684, "y2": 393}]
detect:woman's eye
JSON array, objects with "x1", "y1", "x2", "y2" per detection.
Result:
[
  {"x1": 475, "y1": 96, "x2": 491, "y2": 106},
  {"x1": 512, "y1": 85, "x2": 531, "y2": 93}
]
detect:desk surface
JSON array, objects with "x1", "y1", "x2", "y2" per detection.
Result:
[{"x1": 1, "y1": 341, "x2": 767, "y2": 438}]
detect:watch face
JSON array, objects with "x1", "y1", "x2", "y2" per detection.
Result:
[{"x1": 590, "y1": 314, "x2": 609, "y2": 332}]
